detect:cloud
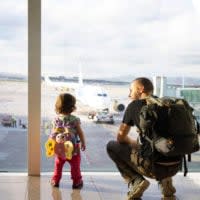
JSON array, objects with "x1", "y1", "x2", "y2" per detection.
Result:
[{"x1": 1, "y1": 0, "x2": 200, "y2": 78}]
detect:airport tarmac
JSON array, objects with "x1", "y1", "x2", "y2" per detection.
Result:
[
  {"x1": 0, "y1": 80, "x2": 129, "y2": 172},
  {"x1": 0, "y1": 80, "x2": 199, "y2": 173}
]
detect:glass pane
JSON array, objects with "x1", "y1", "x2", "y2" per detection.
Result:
[
  {"x1": 0, "y1": 1, "x2": 27, "y2": 172},
  {"x1": 41, "y1": 0, "x2": 200, "y2": 172}
]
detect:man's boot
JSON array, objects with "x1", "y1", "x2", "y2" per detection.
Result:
[
  {"x1": 127, "y1": 177, "x2": 150, "y2": 200},
  {"x1": 159, "y1": 177, "x2": 176, "y2": 198}
]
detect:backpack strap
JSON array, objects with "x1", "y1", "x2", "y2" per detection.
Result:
[
  {"x1": 145, "y1": 96, "x2": 163, "y2": 106},
  {"x1": 142, "y1": 133, "x2": 154, "y2": 151},
  {"x1": 137, "y1": 125, "x2": 154, "y2": 151},
  {"x1": 183, "y1": 155, "x2": 188, "y2": 177},
  {"x1": 194, "y1": 116, "x2": 200, "y2": 135},
  {"x1": 187, "y1": 154, "x2": 191, "y2": 162}
]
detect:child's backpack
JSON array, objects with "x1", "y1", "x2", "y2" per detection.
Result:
[
  {"x1": 45, "y1": 115, "x2": 80, "y2": 160},
  {"x1": 138, "y1": 96, "x2": 200, "y2": 179}
]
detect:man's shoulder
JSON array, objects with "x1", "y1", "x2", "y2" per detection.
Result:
[
  {"x1": 129, "y1": 99, "x2": 146, "y2": 107},
  {"x1": 125, "y1": 99, "x2": 146, "y2": 114}
]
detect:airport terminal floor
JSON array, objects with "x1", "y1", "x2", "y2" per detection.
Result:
[{"x1": 0, "y1": 172, "x2": 200, "y2": 200}]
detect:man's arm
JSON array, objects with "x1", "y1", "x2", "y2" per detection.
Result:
[{"x1": 117, "y1": 123, "x2": 138, "y2": 148}]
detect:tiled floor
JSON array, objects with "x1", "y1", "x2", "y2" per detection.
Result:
[{"x1": 0, "y1": 172, "x2": 200, "y2": 200}]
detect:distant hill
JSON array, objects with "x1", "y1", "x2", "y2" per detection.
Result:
[
  {"x1": 0, "y1": 72, "x2": 200, "y2": 87},
  {"x1": 0, "y1": 72, "x2": 27, "y2": 81}
]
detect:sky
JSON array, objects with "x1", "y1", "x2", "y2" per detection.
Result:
[{"x1": 0, "y1": 0, "x2": 200, "y2": 78}]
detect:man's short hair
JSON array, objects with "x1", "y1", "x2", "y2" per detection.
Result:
[{"x1": 134, "y1": 77, "x2": 154, "y2": 94}]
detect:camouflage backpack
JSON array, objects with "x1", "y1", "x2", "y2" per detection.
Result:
[{"x1": 138, "y1": 96, "x2": 200, "y2": 179}]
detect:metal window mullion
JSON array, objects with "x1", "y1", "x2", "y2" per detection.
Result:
[{"x1": 28, "y1": 0, "x2": 41, "y2": 176}]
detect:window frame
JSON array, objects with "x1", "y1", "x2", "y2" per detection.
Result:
[{"x1": 28, "y1": 0, "x2": 41, "y2": 176}]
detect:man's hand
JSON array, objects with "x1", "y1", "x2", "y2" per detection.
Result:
[
  {"x1": 117, "y1": 123, "x2": 131, "y2": 143},
  {"x1": 117, "y1": 123, "x2": 138, "y2": 148}
]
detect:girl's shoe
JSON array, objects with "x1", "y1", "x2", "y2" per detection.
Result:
[{"x1": 72, "y1": 180, "x2": 83, "y2": 189}]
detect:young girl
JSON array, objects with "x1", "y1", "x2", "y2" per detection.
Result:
[{"x1": 50, "y1": 93, "x2": 86, "y2": 189}]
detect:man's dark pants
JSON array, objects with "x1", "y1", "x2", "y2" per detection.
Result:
[
  {"x1": 107, "y1": 140, "x2": 152, "y2": 182},
  {"x1": 107, "y1": 140, "x2": 180, "y2": 182}
]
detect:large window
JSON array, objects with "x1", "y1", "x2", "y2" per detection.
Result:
[
  {"x1": 41, "y1": 0, "x2": 200, "y2": 172},
  {"x1": 0, "y1": 0, "x2": 199, "y2": 173},
  {"x1": 0, "y1": 1, "x2": 27, "y2": 172}
]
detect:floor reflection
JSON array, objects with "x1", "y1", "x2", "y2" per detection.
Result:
[
  {"x1": 27, "y1": 176, "x2": 40, "y2": 200},
  {"x1": 71, "y1": 189, "x2": 83, "y2": 200},
  {"x1": 51, "y1": 187, "x2": 83, "y2": 200},
  {"x1": 4, "y1": 173, "x2": 199, "y2": 200},
  {"x1": 51, "y1": 188, "x2": 62, "y2": 200}
]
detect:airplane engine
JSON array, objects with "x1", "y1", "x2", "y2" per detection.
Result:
[{"x1": 112, "y1": 101, "x2": 125, "y2": 112}]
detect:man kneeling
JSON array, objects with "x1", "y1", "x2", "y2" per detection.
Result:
[{"x1": 107, "y1": 77, "x2": 180, "y2": 200}]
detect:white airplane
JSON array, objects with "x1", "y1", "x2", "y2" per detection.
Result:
[
  {"x1": 75, "y1": 84, "x2": 110, "y2": 110},
  {"x1": 43, "y1": 74, "x2": 125, "y2": 113},
  {"x1": 75, "y1": 84, "x2": 125, "y2": 112}
]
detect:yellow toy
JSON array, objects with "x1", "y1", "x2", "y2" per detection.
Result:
[
  {"x1": 64, "y1": 141, "x2": 74, "y2": 160},
  {"x1": 45, "y1": 138, "x2": 56, "y2": 157},
  {"x1": 45, "y1": 127, "x2": 74, "y2": 160}
]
